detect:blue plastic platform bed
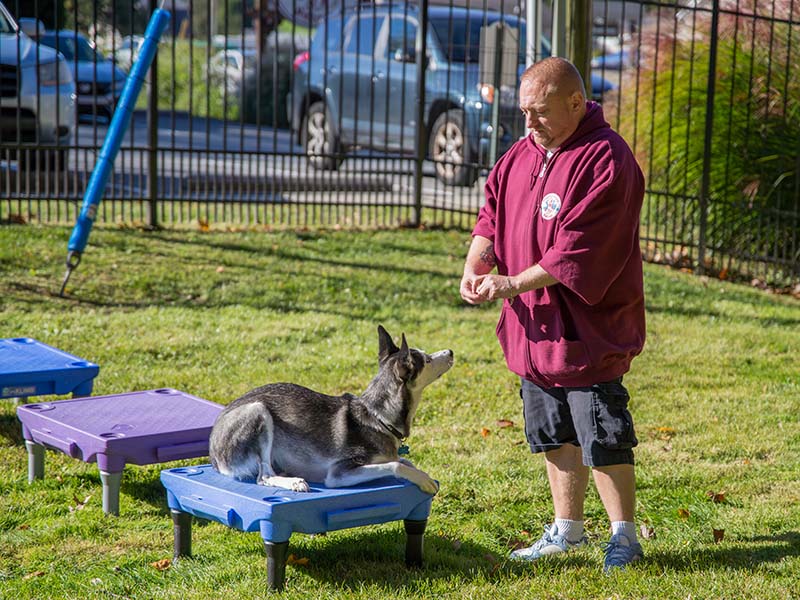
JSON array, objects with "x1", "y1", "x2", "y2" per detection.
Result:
[{"x1": 160, "y1": 464, "x2": 435, "y2": 590}]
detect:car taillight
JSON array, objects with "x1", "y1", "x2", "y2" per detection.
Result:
[{"x1": 293, "y1": 51, "x2": 309, "y2": 71}]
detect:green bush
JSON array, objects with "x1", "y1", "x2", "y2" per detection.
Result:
[{"x1": 614, "y1": 14, "x2": 799, "y2": 282}]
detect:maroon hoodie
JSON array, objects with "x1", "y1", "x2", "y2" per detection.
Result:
[{"x1": 473, "y1": 101, "x2": 646, "y2": 388}]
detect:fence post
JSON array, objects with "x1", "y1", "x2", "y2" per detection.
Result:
[
  {"x1": 567, "y1": 0, "x2": 593, "y2": 94},
  {"x1": 698, "y1": 0, "x2": 719, "y2": 274},
  {"x1": 412, "y1": 0, "x2": 429, "y2": 227},
  {"x1": 147, "y1": 0, "x2": 159, "y2": 229}
]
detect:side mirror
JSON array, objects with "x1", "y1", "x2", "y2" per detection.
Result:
[{"x1": 18, "y1": 18, "x2": 45, "y2": 38}]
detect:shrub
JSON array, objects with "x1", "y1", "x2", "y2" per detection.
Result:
[{"x1": 611, "y1": 2, "x2": 799, "y2": 282}]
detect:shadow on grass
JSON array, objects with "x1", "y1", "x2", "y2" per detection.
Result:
[
  {"x1": 647, "y1": 531, "x2": 800, "y2": 570},
  {"x1": 0, "y1": 411, "x2": 24, "y2": 445}
]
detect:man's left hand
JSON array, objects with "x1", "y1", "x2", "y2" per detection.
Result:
[{"x1": 475, "y1": 274, "x2": 516, "y2": 301}]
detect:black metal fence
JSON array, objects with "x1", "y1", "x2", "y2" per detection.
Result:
[{"x1": 0, "y1": 0, "x2": 797, "y2": 288}]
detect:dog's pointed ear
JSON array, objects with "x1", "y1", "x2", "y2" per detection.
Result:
[
  {"x1": 399, "y1": 333, "x2": 409, "y2": 356},
  {"x1": 378, "y1": 325, "x2": 399, "y2": 362}
]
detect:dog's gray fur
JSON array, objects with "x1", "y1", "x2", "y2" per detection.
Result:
[{"x1": 208, "y1": 326, "x2": 453, "y2": 494}]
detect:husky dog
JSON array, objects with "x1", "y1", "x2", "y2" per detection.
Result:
[{"x1": 208, "y1": 326, "x2": 453, "y2": 494}]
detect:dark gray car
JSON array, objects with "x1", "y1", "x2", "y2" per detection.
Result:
[{"x1": 289, "y1": 5, "x2": 614, "y2": 186}]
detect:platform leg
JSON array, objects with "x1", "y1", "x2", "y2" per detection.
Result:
[
  {"x1": 99, "y1": 470, "x2": 123, "y2": 515},
  {"x1": 264, "y1": 540, "x2": 289, "y2": 591},
  {"x1": 172, "y1": 510, "x2": 192, "y2": 559},
  {"x1": 404, "y1": 519, "x2": 428, "y2": 568},
  {"x1": 25, "y1": 441, "x2": 45, "y2": 483}
]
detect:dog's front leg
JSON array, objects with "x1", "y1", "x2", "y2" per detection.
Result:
[{"x1": 326, "y1": 461, "x2": 439, "y2": 495}]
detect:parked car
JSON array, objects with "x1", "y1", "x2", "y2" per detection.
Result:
[
  {"x1": 38, "y1": 30, "x2": 127, "y2": 120},
  {"x1": 0, "y1": 3, "x2": 75, "y2": 171},
  {"x1": 112, "y1": 34, "x2": 144, "y2": 71},
  {"x1": 206, "y1": 48, "x2": 256, "y2": 96},
  {"x1": 289, "y1": 4, "x2": 616, "y2": 186}
]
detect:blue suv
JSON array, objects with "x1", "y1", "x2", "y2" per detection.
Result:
[{"x1": 289, "y1": 4, "x2": 614, "y2": 186}]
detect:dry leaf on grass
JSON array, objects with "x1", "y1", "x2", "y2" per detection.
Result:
[
  {"x1": 640, "y1": 524, "x2": 656, "y2": 539},
  {"x1": 713, "y1": 529, "x2": 725, "y2": 543},
  {"x1": 678, "y1": 508, "x2": 691, "y2": 519},
  {"x1": 496, "y1": 419, "x2": 514, "y2": 428},
  {"x1": 287, "y1": 554, "x2": 309, "y2": 566},
  {"x1": 69, "y1": 494, "x2": 92, "y2": 512},
  {"x1": 706, "y1": 490, "x2": 726, "y2": 503},
  {"x1": 480, "y1": 427, "x2": 491, "y2": 438},
  {"x1": 151, "y1": 559, "x2": 172, "y2": 571},
  {"x1": 23, "y1": 571, "x2": 45, "y2": 580}
]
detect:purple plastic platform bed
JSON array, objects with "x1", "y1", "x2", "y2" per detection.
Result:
[
  {"x1": 160, "y1": 464, "x2": 435, "y2": 590},
  {"x1": 0, "y1": 337, "x2": 99, "y2": 400},
  {"x1": 16, "y1": 389, "x2": 223, "y2": 515}
]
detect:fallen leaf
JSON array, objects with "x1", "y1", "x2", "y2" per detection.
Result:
[
  {"x1": 198, "y1": 218, "x2": 210, "y2": 232},
  {"x1": 496, "y1": 419, "x2": 514, "y2": 428},
  {"x1": 713, "y1": 529, "x2": 725, "y2": 543},
  {"x1": 507, "y1": 539, "x2": 528, "y2": 551},
  {"x1": 216, "y1": 266, "x2": 225, "y2": 273},
  {"x1": 707, "y1": 490, "x2": 726, "y2": 503},
  {"x1": 677, "y1": 508, "x2": 691, "y2": 519},
  {"x1": 151, "y1": 559, "x2": 172, "y2": 571},
  {"x1": 655, "y1": 426, "x2": 676, "y2": 441},
  {"x1": 480, "y1": 427, "x2": 491, "y2": 438},
  {"x1": 287, "y1": 554, "x2": 309, "y2": 566},
  {"x1": 640, "y1": 524, "x2": 656, "y2": 539},
  {"x1": 23, "y1": 571, "x2": 45, "y2": 580},
  {"x1": 18, "y1": 524, "x2": 30, "y2": 530}
]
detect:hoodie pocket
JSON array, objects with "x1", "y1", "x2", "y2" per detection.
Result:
[
  {"x1": 527, "y1": 338, "x2": 590, "y2": 381},
  {"x1": 495, "y1": 300, "x2": 530, "y2": 379}
]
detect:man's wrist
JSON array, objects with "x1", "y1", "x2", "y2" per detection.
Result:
[{"x1": 506, "y1": 276, "x2": 517, "y2": 297}]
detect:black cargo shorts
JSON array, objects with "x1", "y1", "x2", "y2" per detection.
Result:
[{"x1": 520, "y1": 377, "x2": 638, "y2": 467}]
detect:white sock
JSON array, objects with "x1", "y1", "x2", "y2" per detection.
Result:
[
  {"x1": 611, "y1": 521, "x2": 638, "y2": 544},
  {"x1": 554, "y1": 518, "x2": 585, "y2": 543}
]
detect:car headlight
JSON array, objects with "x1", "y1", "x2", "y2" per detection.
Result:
[{"x1": 38, "y1": 58, "x2": 73, "y2": 86}]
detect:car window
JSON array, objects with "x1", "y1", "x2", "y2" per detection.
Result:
[
  {"x1": 41, "y1": 33, "x2": 98, "y2": 62},
  {"x1": 429, "y1": 14, "x2": 524, "y2": 63},
  {"x1": 344, "y1": 15, "x2": 383, "y2": 56},
  {"x1": 386, "y1": 16, "x2": 416, "y2": 60},
  {"x1": 0, "y1": 7, "x2": 13, "y2": 33}
]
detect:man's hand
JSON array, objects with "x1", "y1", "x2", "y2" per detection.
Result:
[
  {"x1": 460, "y1": 272, "x2": 488, "y2": 304},
  {"x1": 475, "y1": 274, "x2": 516, "y2": 301}
]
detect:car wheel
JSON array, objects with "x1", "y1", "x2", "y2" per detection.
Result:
[
  {"x1": 302, "y1": 101, "x2": 342, "y2": 171},
  {"x1": 428, "y1": 109, "x2": 478, "y2": 187}
]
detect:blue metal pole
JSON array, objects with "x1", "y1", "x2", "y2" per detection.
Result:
[{"x1": 59, "y1": 8, "x2": 171, "y2": 297}]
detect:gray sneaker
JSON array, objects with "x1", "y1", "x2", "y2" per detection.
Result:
[
  {"x1": 509, "y1": 523, "x2": 587, "y2": 561},
  {"x1": 602, "y1": 532, "x2": 644, "y2": 573}
]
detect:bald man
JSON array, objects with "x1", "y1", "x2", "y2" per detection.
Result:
[{"x1": 461, "y1": 57, "x2": 646, "y2": 573}]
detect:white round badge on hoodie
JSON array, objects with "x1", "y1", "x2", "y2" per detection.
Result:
[{"x1": 541, "y1": 193, "x2": 562, "y2": 220}]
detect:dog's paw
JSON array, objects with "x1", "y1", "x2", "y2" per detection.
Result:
[
  {"x1": 417, "y1": 475, "x2": 439, "y2": 496},
  {"x1": 258, "y1": 475, "x2": 310, "y2": 492},
  {"x1": 290, "y1": 478, "x2": 310, "y2": 492}
]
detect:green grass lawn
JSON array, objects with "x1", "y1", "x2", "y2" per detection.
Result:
[{"x1": 1, "y1": 224, "x2": 798, "y2": 599}]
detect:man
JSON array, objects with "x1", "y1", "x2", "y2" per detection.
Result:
[{"x1": 460, "y1": 57, "x2": 646, "y2": 573}]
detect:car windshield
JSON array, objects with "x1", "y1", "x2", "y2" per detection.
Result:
[
  {"x1": 430, "y1": 14, "x2": 526, "y2": 63},
  {"x1": 40, "y1": 33, "x2": 100, "y2": 62}
]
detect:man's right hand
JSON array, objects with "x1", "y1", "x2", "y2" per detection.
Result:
[{"x1": 460, "y1": 272, "x2": 487, "y2": 304}]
